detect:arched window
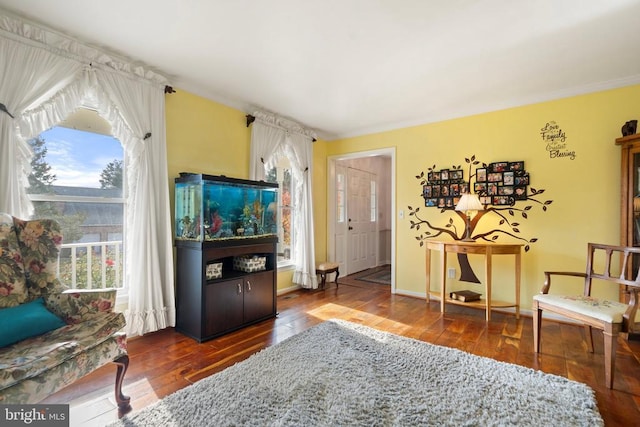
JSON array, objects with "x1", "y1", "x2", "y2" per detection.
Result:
[
  {"x1": 0, "y1": 14, "x2": 175, "y2": 336},
  {"x1": 27, "y1": 108, "x2": 126, "y2": 293},
  {"x1": 249, "y1": 112, "x2": 317, "y2": 289}
]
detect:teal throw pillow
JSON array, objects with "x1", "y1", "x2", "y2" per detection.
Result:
[{"x1": 0, "y1": 297, "x2": 66, "y2": 347}]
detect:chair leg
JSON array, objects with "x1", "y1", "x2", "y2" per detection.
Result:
[
  {"x1": 533, "y1": 301, "x2": 541, "y2": 353},
  {"x1": 584, "y1": 325, "x2": 594, "y2": 353},
  {"x1": 113, "y1": 355, "x2": 131, "y2": 410},
  {"x1": 603, "y1": 328, "x2": 618, "y2": 389}
]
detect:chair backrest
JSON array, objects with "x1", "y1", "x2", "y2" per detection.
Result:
[
  {"x1": 585, "y1": 243, "x2": 640, "y2": 294},
  {"x1": 585, "y1": 243, "x2": 640, "y2": 329}
]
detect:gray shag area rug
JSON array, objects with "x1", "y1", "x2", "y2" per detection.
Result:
[{"x1": 109, "y1": 319, "x2": 603, "y2": 427}]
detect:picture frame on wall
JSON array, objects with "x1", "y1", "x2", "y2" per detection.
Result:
[
  {"x1": 514, "y1": 186, "x2": 527, "y2": 200},
  {"x1": 498, "y1": 186, "x2": 514, "y2": 196},
  {"x1": 509, "y1": 161, "x2": 525, "y2": 171},
  {"x1": 422, "y1": 159, "x2": 529, "y2": 209},
  {"x1": 474, "y1": 182, "x2": 487, "y2": 193},
  {"x1": 490, "y1": 162, "x2": 509, "y2": 172},
  {"x1": 450, "y1": 170, "x2": 463, "y2": 181},
  {"x1": 423, "y1": 167, "x2": 471, "y2": 209},
  {"x1": 503, "y1": 171, "x2": 514, "y2": 185},
  {"x1": 488, "y1": 172, "x2": 502, "y2": 182},
  {"x1": 493, "y1": 195, "x2": 512, "y2": 205}
]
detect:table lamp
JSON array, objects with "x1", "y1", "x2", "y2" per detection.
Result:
[{"x1": 455, "y1": 193, "x2": 483, "y2": 242}]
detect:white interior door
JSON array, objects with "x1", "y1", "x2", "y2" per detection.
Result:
[
  {"x1": 327, "y1": 149, "x2": 395, "y2": 293},
  {"x1": 347, "y1": 167, "x2": 377, "y2": 274}
]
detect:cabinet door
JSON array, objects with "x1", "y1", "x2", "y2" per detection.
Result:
[
  {"x1": 243, "y1": 270, "x2": 275, "y2": 323},
  {"x1": 204, "y1": 279, "x2": 244, "y2": 337}
]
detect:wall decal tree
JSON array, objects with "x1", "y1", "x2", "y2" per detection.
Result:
[
  {"x1": 407, "y1": 155, "x2": 553, "y2": 283},
  {"x1": 408, "y1": 155, "x2": 553, "y2": 252}
]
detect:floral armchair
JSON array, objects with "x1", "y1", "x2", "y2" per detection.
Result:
[{"x1": 0, "y1": 213, "x2": 130, "y2": 409}]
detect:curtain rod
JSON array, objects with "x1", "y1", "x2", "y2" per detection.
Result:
[{"x1": 245, "y1": 114, "x2": 316, "y2": 142}]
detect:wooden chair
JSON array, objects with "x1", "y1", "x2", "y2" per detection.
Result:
[{"x1": 533, "y1": 243, "x2": 640, "y2": 389}]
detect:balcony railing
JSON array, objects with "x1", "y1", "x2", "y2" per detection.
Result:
[{"x1": 59, "y1": 241, "x2": 124, "y2": 290}]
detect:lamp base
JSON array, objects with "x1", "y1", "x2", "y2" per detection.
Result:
[{"x1": 460, "y1": 237, "x2": 475, "y2": 242}]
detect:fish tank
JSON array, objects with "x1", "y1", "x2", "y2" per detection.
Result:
[{"x1": 175, "y1": 173, "x2": 279, "y2": 242}]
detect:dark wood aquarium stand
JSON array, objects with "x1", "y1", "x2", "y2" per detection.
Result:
[{"x1": 175, "y1": 236, "x2": 277, "y2": 342}]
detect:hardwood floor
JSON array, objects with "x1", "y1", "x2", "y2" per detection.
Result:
[{"x1": 44, "y1": 269, "x2": 640, "y2": 426}]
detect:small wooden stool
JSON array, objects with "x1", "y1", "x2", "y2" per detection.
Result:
[{"x1": 316, "y1": 262, "x2": 340, "y2": 288}]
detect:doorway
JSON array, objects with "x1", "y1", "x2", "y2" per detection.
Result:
[{"x1": 327, "y1": 148, "x2": 396, "y2": 293}]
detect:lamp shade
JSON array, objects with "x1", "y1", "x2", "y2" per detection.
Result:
[{"x1": 455, "y1": 193, "x2": 483, "y2": 212}]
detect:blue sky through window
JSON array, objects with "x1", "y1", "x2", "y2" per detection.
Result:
[{"x1": 39, "y1": 126, "x2": 123, "y2": 188}]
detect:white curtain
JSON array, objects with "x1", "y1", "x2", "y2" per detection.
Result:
[
  {"x1": 93, "y1": 69, "x2": 176, "y2": 335},
  {"x1": 250, "y1": 111, "x2": 318, "y2": 289},
  {"x1": 0, "y1": 14, "x2": 175, "y2": 336},
  {"x1": 0, "y1": 33, "x2": 82, "y2": 218}
]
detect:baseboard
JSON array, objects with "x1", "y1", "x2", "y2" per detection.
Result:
[
  {"x1": 277, "y1": 284, "x2": 301, "y2": 295},
  {"x1": 393, "y1": 289, "x2": 426, "y2": 299}
]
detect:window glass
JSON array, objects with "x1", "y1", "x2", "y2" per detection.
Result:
[
  {"x1": 370, "y1": 179, "x2": 377, "y2": 222},
  {"x1": 265, "y1": 159, "x2": 295, "y2": 264},
  {"x1": 27, "y1": 116, "x2": 125, "y2": 290},
  {"x1": 337, "y1": 173, "x2": 345, "y2": 223}
]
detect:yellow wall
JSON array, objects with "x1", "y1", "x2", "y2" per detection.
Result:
[
  {"x1": 325, "y1": 84, "x2": 640, "y2": 309},
  {"x1": 166, "y1": 90, "x2": 250, "y2": 179},
  {"x1": 165, "y1": 84, "x2": 640, "y2": 309},
  {"x1": 165, "y1": 90, "x2": 327, "y2": 291}
]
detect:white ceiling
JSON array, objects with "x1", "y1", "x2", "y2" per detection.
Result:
[{"x1": 1, "y1": 0, "x2": 640, "y2": 140}]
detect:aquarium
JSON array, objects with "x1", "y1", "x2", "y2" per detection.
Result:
[{"x1": 175, "y1": 173, "x2": 279, "y2": 242}]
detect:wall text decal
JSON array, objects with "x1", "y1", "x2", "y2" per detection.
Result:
[{"x1": 541, "y1": 121, "x2": 575, "y2": 160}]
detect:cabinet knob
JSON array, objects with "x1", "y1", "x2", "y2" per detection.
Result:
[
  {"x1": 246, "y1": 281, "x2": 252, "y2": 292},
  {"x1": 237, "y1": 283, "x2": 242, "y2": 294}
]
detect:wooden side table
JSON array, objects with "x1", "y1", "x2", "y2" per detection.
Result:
[{"x1": 425, "y1": 240, "x2": 522, "y2": 321}]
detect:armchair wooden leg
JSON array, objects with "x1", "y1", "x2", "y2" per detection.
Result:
[
  {"x1": 113, "y1": 355, "x2": 131, "y2": 410},
  {"x1": 603, "y1": 324, "x2": 620, "y2": 389},
  {"x1": 533, "y1": 301, "x2": 541, "y2": 353}
]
